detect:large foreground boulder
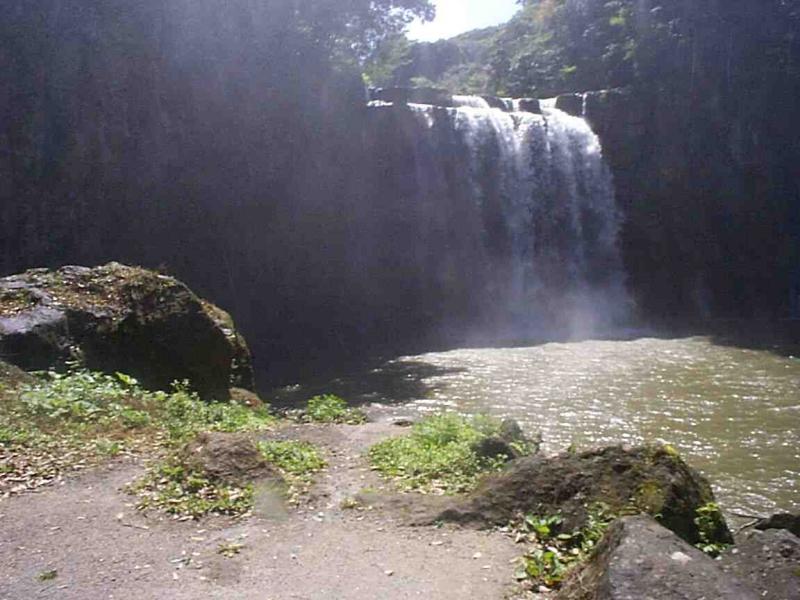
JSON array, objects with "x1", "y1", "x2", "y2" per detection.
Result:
[
  {"x1": 720, "y1": 528, "x2": 800, "y2": 600},
  {"x1": 0, "y1": 263, "x2": 254, "y2": 400},
  {"x1": 431, "y1": 445, "x2": 732, "y2": 545},
  {"x1": 557, "y1": 516, "x2": 758, "y2": 600}
]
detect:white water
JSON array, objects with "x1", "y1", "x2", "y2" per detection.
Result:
[{"x1": 405, "y1": 95, "x2": 630, "y2": 338}]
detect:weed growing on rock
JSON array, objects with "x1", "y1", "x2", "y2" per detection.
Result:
[
  {"x1": 694, "y1": 502, "x2": 731, "y2": 557},
  {"x1": 367, "y1": 413, "x2": 527, "y2": 494},
  {"x1": 514, "y1": 503, "x2": 615, "y2": 591},
  {"x1": 303, "y1": 394, "x2": 366, "y2": 424},
  {"x1": 128, "y1": 439, "x2": 326, "y2": 519},
  {"x1": 128, "y1": 459, "x2": 254, "y2": 519}
]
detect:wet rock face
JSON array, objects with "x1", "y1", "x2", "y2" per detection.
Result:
[
  {"x1": 0, "y1": 263, "x2": 254, "y2": 400},
  {"x1": 557, "y1": 516, "x2": 758, "y2": 600},
  {"x1": 720, "y1": 528, "x2": 800, "y2": 600},
  {"x1": 182, "y1": 432, "x2": 281, "y2": 485},
  {"x1": 555, "y1": 93, "x2": 584, "y2": 117},
  {"x1": 431, "y1": 445, "x2": 731, "y2": 545}
]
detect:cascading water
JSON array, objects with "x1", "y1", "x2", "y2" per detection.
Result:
[{"x1": 367, "y1": 94, "x2": 630, "y2": 339}]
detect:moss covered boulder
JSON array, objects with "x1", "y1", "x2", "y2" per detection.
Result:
[
  {"x1": 0, "y1": 263, "x2": 254, "y2": 400},
  {"x1": 430, "y1": 444, "x2": 732, "y2": 546}
]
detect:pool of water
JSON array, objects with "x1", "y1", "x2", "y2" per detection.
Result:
[{"x1": 274, "y1": 337, "x2": 800, "y2": 517}]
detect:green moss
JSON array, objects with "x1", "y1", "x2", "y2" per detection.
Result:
[
  {"x1": 634, "y1": 480, "x2": 666, "y2": 514},
  {"x1": 367, "y1": 413, "x2": 528, "y2": 494}
]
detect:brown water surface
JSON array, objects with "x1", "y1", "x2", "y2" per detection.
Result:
[{"x1": 277, "y1": 337, "x2": 800, "y2": 516}]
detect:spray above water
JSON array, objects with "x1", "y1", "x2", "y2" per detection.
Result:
[{"x1": 370, "y1": 95, "x2": 631, "y2": 340}]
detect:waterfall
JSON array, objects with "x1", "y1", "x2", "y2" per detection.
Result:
[{"x1": 367, "y1": 95, "x2": 630, "y2": 339}]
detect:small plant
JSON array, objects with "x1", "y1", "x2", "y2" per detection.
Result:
[
  {"x1": 217, "y1": 541, "x2": 245, "y2": 558},
  {"x1": 516, "y1": 503, "x2": 615, "y2": 589},
  {"x1": 128, "y1": 459, "x2": 254, "y2": 519},
  {"x1": 340, "y1": 497, "x2": 361, "y2": 510},
  {"x1": 37, "y1": 569, "x2": 58, "y2": 582},
  {"x1": 257, "y1": 440, "x2": 326, "y2": 480},
  {"x1": 694, "y1": 502, "x2": 731, "y2": 557},
  {"x1": 304, "y1": 394, "x2": 366, "y2": 424},
  {"x1": 367, "y1": 413, "x2": 524, "y2": 494}
]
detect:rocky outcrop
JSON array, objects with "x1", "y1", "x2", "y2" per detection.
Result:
[
  {"x1": 472, "y1": 418, "x2": 541, "y2": 461},
  {"x1": 556, "y1": 516, "x2": 758, "y2": 600},
  {"x1": 430, "y1": 445, "x2": 731, "y2": 545},
  {"x1": 0, "y1": 263, "x2": 255, "y2": 400},
  {"x1": 555, "y1": 93, "x2": 584, "y2": 117},
  {"x1": 755, "y1": 512, "x2": 800, "y2": 538},
  {"x1": 517, "y1": 98, "x2": 541, "y2": 114},
  {"x1": 720, "y1": 528, "x2": 800, "y2": 600},
  {"x1": 182, "y1": 432, "x2": 281, "y2": 485}
]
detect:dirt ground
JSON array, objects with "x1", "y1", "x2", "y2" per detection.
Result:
[{"x1": 0, "y1": 421, "x2": 522, "y2": 600}]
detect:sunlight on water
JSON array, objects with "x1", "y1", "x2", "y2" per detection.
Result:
[
  {"x1": 276, "y1": 336, "x2": 800, "y2": 517},
  {"x1": 384, "y1": 337, "x2": 799, "y2": 516}
]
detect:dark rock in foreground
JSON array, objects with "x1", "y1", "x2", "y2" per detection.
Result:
[
  {"x1": 183, "y1": 432, "x2": 281, "y2": 486},
  {"x1": 557, "y1": 516, "x2": 758, "y2": 600},
  {"x1": 720, "y1": 528, "x2": 800, "y2": 600},
  {"x1": 430, "y1": 445, "x2": 731, "y2": 545},
  {"x1": 0, "y1": 263, "x2": 254, "y2": 400},
  {"x1": 755, "y1": 512, "x2": 800, "y2": 538}
]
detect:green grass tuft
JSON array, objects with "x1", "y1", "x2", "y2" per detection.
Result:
[
  {"x1": 367, "y1": 413, "x2": 526, "y2": 494},
  {"x1": 128, "y1": 459, "x2": 255, "y2": 519},
  {"x1": 304, "y1": 394, "x2": 366, "y2": 424},
  {"x1": 0, "y1": 368, "x2": 275, "y2": 496}
]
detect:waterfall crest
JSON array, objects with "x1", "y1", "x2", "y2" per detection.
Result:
[{"x1": 367, "y1": 95, "x2": 631, "y2": 339}]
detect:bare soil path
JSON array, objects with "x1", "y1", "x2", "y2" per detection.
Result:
[{"x1": 0, "y1": 422, "x2": 520, "y2": 600}]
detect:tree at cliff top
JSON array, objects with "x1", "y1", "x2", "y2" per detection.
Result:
[{"x1": 368, "y1": 0, "x2": 800, "y2": 98}]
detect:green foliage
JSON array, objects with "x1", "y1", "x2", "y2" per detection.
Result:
[
  {"x1": 13, "y1": 370, "x2": 275, "y2": 443},
  {"x1": 516, "y1": 503, "x2": 615, "y2": 588},
  {"x1": 366, "y1": 0, "x2": 800, "y2": 100},
  {"x1": 20, "y1": 370, "x2": 145, "y2": 424},
  {"x1": 694, "y1": 502, "x2": 731, "y2": 557},
  {"x1": 367, "y1": 413, "x2": 524, "y2": 493},
  {"x1": 257, "y1": 440, "x2": 326, "y2": 479},
  {"x1": 304, "y1": 394, "x2": 366, "y2": 424},
  {"x1": 129, "y1": 459, "x2": 254, "y2": 519},
  {"x1": 0, "y1": 368, "x2": 274, "y2": 496}
]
